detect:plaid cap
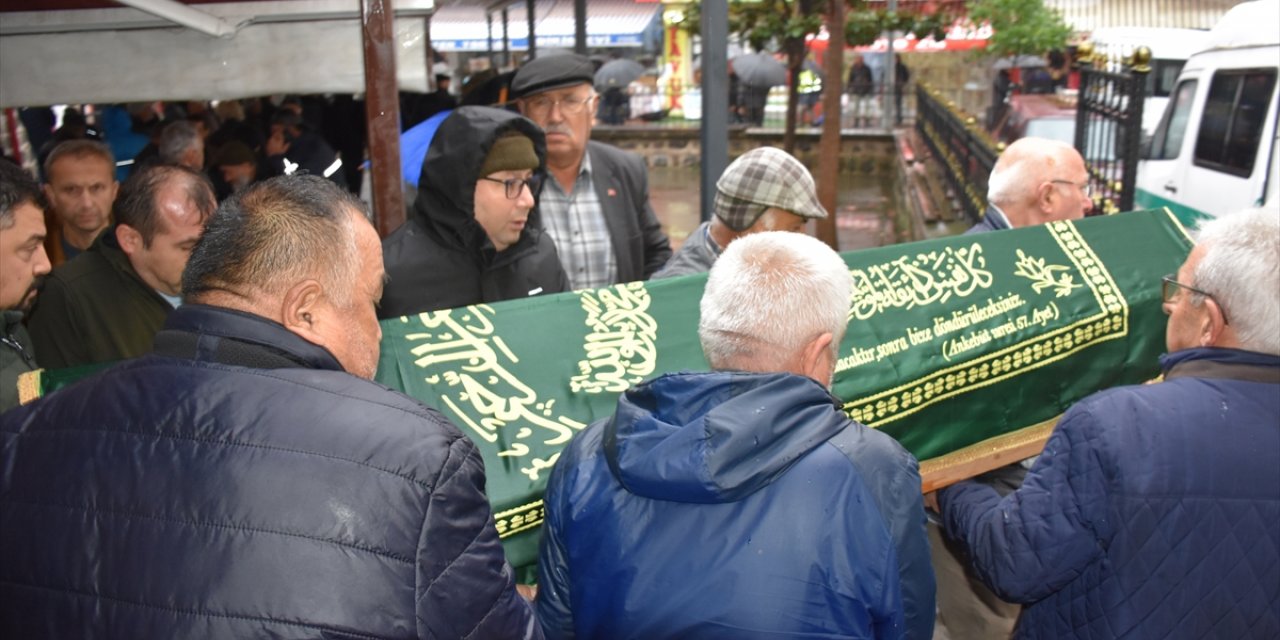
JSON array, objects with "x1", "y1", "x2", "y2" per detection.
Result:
[{"x1": 713, "y1": 147, "x2": 828, "y2": 231}]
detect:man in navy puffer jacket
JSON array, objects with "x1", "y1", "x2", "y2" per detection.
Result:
[
  {"x1": 0, "y1": 175, "x2": 540, "y2": 639},
  {"x1": 536, "y1": 231, "x2": 935, "y2": 639},
  {"x1": 937, "y1": 207, "x2": 1280, "y2": 638}
]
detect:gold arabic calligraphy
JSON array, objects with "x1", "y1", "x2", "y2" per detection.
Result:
[
  {"x1": 404, "y1": 305, "x2": 585, "y2": 481},
  {"x1": 850, "y1": 244, "x2": 994, "y2": 320},
  {"x1": 571, "y1": 282, "x2": 659, "y2": 394}
]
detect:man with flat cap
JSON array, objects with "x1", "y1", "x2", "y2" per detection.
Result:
[
  {"x1": 654, "y1": 146, "x2": 828, "y2": 279},
  {"x1": 510, "y1": 54, "x2": 671, "y2": 290}
]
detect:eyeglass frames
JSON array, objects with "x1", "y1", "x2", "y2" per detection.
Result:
[
  {"x1": 521, "y1": 94, "x2": 596, "y2": 118},
  {"x1": 1161, "y1": 274, "x2": 1230, "y2": 325},
  {"x1": 1050, "y1": 179, "x2": 1093, "y2": 198},
  {"x1": 480, "y1": 174, "x2": 544, "y2": 200}
]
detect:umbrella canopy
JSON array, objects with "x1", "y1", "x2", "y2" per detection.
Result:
[
  {"x1": 595, "y1": 58, "x2": 644, "y2": 91},
  {"x1": 401, "y1": 109, "x2": 452, "y2": 187},
  {"x1": 732, "y1": 51, "x2": 788, "y2": 88},
  {"x1": 992, "y1": 54, "x2": 1047, "y2": 69}
]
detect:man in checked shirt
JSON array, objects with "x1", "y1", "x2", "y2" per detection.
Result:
[{"x1": 510, "y1": 54, "x2": 671, "y2": 290}]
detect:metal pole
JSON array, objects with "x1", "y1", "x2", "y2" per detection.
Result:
[
  {"x1": 816, "y1": 0, "x2": 843, "y2": 249},
  {"x1": 526, "y1": 0, "x2": 536, "y2": 60},
  {"x1": 883, "y1": 0, "x2": 897, "y2": 130},
  {"x1": 361, "y1": 0, "x2": 406, "y2": 237},
  {"x1": 502, "y1": 8, "x2": 510, "y2": 69},
  {"x1": 700, "y1": 0, "x2": 729, "y2": 223},
  {"x1": 574, "y1": 0, "x2": 586, "y2": 55},
  {"x1": 425, "y1": 15, "x2": 435, "y2": 91}
]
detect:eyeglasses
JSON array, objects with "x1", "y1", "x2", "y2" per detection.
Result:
[
  {"x1": 480, "y1": 175, "x2": 544, "y2": 200},
  {"x1": 1051, "y1": 179, "x2": 1092, "y2": 198},
  {"x1": 521, "y1": 94, "x2": 596, "y2": 118},
  {"x1": 1161, "y1": 274, "x2": 1230, "y2": 325}
]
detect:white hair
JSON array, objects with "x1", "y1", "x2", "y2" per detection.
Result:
[
  {"x1": 986, "y1": 137, "x2": 1076, "y2": 206},
  {"x1": 699, "y1": 231, "x2": 852, "y2": 371},
  {"x1": 1192, "y1": 207, "x2": 1280, "y2": 355}
]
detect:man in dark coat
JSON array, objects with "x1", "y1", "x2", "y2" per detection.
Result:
[
  {"x1": 28, "y1": 164, "x2": 215, "y2": 368},
  {"x1": 935, "y1": 207, "x2": 1280, "y2": 638},
  {"x1": 0, "y1": 175, "x2": 540, "y2": 639},
  {"x1": 511, "y1": 54, "x2": 671, "y2": 289},
  {"x1": 263, "y1": 107, "x2": 347, "y2": 190},
  {"x1": 379, "y1": 106, "x2": 568, "y2": 318},
  {"x1": 538, "y1": 231, "x2": 935, "y2": 639},
  {"x1": 0, "y1": 160, "x2": 52, "y2": 412}
]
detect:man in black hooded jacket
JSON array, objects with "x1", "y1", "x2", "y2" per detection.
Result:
[{"x1": 379, "y1": 106, "x2": 569, "y2": 318}]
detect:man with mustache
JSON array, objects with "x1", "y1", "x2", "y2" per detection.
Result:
[
  {"x1": 511, "y1": 54, "x2": 671, "y2": 290},
  {"x1": 0, "y1": 159, "x2": 52, "y2": 412}
]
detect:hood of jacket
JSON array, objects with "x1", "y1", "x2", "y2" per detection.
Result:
[
  {"x1": 606, "y1": 371, "x2": 850, "y2": 504},
  {"x1": 412, "y1": 106, "x2": 548, "y2": 258}
]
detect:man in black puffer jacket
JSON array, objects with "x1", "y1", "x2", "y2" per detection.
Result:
[
  {"x1": 378, "y1": 106, "x2": 569, "y2": 319},
  {"x1": 0, "y1": 175, "x2": 540, "y2": 639}
]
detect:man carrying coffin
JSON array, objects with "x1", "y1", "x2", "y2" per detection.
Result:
[{"x1": 935, "y1": 207, "x2": 1280, "y2": 638}]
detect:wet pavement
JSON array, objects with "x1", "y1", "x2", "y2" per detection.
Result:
[{"x1": 648, "y1": 167, "x2": 967, "y2": 254}]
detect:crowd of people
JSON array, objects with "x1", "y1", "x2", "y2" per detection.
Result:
[{"x1": 1, "y1": 52, "x2": 1278, "y2": 640}]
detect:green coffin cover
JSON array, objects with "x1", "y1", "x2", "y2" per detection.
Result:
[
  {"x1": 19, "y1": 209, "x2": 1193, "y2": 575},
  {"x1": 374, "y1": 209, "x2": 1193, "y2": 571}
]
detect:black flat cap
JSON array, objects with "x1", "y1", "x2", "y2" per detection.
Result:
[{"x1": 509, "y1": 54, "x2": 596, "y2": 99}]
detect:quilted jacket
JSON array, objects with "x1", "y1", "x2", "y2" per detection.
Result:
[
  {"x1": 0, "y1": 304, "x2": 540, "y2": 639},
  {"x1": 939, "y1": 347, "x2": 1280, "y2": 638},
  {"x1": 536, "y1": 371, "x2": 935, "y2": 639}
]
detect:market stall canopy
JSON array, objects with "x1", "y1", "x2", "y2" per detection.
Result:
[
  {"x1": 0, "y1": 0, "x2": 437, "y2": 107},
  {"x1": 429, "y1": 0, "x2": 661, "y2": 53}
]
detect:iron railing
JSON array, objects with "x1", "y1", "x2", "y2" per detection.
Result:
[
  {"x1": 915, "y1": 83, "x2": 1001, "y2": 225},
  {"x1": 1074, "y1": 45, "x2": 1150, "y2": 214}
]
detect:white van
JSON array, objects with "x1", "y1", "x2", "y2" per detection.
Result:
[
  {"x1": 1089, "y1": 27, "x2": 1211, "y2": 136},
  {"x1": 1135, "y1": 0, "x2": 1280, "y2": 225}
]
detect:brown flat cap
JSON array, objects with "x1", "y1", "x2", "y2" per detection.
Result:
[{"x1": 510, "y1": 54, "x2": 596, "y2": 100}]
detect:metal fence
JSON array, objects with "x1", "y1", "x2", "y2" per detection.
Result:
[
  {"x1": 1075, "y1": 47, "x2": 1150, "y2": 214},
  {"x1": 914, "y1": 84, "x2": 1001, "y2": 224}
]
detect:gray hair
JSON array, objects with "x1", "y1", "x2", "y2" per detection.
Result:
[
  {"x1": 1192, "y1": 207, "x2": 1280, "y2": 355},
  {"x1": 987, "y1": 137, "x2": 1077, "y2": 207},
  {"x1": 158, "y1": 121, "x2": 202, "y2": 166},
  {"x1": 182, "y1": 175, "x2": 365, "y2": 303},
  {"x1": 699, "y1": 231, "x2": 852, "y2": 372}
]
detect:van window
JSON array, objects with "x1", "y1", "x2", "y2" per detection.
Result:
[
  {"x1": 1153, "y1": 80, "x2": 1198, "y2": 160},
  {"x1": 1146, "y1": 59, "x2": 1186, "y2": 98},
  {"x1": 1194, "y1": 69, "x2": 1278, "y2": 177}
]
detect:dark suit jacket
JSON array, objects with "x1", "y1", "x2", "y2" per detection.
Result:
[
  {"x1": 964, "y1": 203, "x2": 1012, "y2": 235},
  {"x1": 585, "y1": 141, "x2": 672, "y2": 282}
]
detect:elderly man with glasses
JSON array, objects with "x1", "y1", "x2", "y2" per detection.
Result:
[
  {"x1": 379, "y1": 106, "x2": 569, "y2": 318},
  {"x1": 510, "y1": 54, "x2": 671, "y2": 290},
  {"x1": 937, "y1": 135, "x2": 1096, "y2": 637},
  {"x1": 968, "y1": 136, "x2": 1094, "y2": 234},
  {"x1": 934, "y1": 207, "x2": 1280, "y2": 638}
]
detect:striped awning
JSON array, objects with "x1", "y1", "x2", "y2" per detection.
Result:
[{"x1": 430, "y1": 0, "x2": 662, "y2": 52}]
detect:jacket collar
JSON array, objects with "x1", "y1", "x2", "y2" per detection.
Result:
[
  {"x1": 1161, "y1": 347, "x2": 1280, "y2": 384},
  {"x1": 158, "y1": 303, "x2": 344, "y2": 372}
]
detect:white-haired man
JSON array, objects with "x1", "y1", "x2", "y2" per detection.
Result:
[
  {"x1": 936, "y1": 135, "x2": 1094, "y2": 636},
  {"x1": 936, "y1": 207, "x2": 1280, "y2": 637},
  {"x1": 970, "y1": 136, "x2": 1093, "y2": 233},
  {"x1": 653, "y1": 146, "x2": 828, "y2": 278},
  {"x1": 536, "y1": 231, "x2": 935, "y2": 639}
]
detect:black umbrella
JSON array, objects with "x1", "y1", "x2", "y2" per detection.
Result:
[
  {"x1": 731, "y1": 51, "x2": 787, "y2": 89},
  {"x1": 595, "y1": 59, "x2": 645, "y2": 91}
]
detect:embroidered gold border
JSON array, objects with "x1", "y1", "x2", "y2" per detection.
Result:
[
  {"x1": 844, "y1": 219, "x2": 1132, "y2": 427},
  {"x1": 494, "y1": 500, "x2": 545, "y2": 538}
]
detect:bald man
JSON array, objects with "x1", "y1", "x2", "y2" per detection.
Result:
[{"x1": 969, "y1": 137, "x2": 1093, "y2": 233}]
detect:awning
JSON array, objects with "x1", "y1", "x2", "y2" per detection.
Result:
[
  {"x1": 0, "y1": 0, "x2": 438, "y2": 107},
  {"x1": 430, "y1": 0, "x2": 661, "y2": 53}
]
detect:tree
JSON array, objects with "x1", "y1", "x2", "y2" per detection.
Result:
[{"x1": 968, "y1": 0, "x2": 1071, "y2": 59}]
